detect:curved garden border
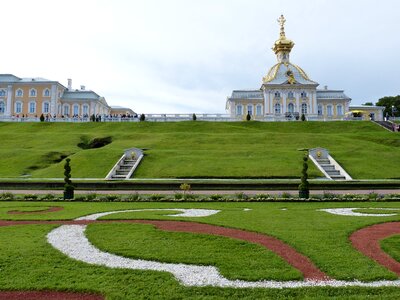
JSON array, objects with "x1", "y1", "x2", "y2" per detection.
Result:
[{"x1": 7, "y1": 206, "x2": 64, "y2": 215}]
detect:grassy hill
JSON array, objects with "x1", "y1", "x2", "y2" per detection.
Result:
[{"x1": 0, "y1": 121, "x2": 399, "y2": 179}]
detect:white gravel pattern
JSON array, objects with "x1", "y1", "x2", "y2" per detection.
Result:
[
  {"x1": 75, "y1": 208, "x2": 221, "y2": 221},
  {"x1": 46, "y1": 209, "x2": 400, "y2": 289},
  {"x1": 319, "y1": 208, "x2": 400, "y2": 217}
]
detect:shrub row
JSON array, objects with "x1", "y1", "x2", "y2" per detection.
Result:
[{"x1": 0, "y1": 192, "x2": 400, "y2": 202}]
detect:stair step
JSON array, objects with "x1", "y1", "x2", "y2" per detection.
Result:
[
  {"x1": 326, "y1": 170, "x2": 341, "y2": 175},
  {"x1": 321, "y1": 165, "x2": 335, "y2": 170},
  {"x1": 331, "y1": 176, "x2": 346, "y2": 180},
  {"x1": 111, "y1": 175, "x2": 127, "y2": 179}
]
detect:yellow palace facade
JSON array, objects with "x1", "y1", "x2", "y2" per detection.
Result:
[{"x1": 226, "y1": 16, "x2": 384, "y2": 121}]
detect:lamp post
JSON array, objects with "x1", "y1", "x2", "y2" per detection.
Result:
[{"x1": 392, "y1": 105, "x2": 395, "y2": 119}]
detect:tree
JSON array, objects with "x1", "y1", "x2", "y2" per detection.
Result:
[
  {"x1": 63, "y1": 158, "x2": 74, "y2": 200},
  {"x1": 39, "y1": 114, "x2": 45, "y2": 122},
  {"x1": 192, "y1": 113, "x2": 197, "y2": 121},
  {"x1": 140, "y1": 114, "x2": 146, "y2": 122},
  {"x1": 376, "y1": 95, "x2": 400, "y2": 117},
  {"x1": 363, "y1": 102, "x2": 374, "y2": 106},
  {"x1": 90, "y1": 114, "x2": 96, "y2": 122},
  {"x1": 301, "y1": 114, "x2": 306, "y2": 121},
  {"x1": 246, "y1": 112, "x2": 251, "y2": 121},
  {"x1": 298, "y1": 154, "x2": 310, "y2": 199}
]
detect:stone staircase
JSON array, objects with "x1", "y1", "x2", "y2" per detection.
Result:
[
  {"x1": 309, "y1": 148, "x2": 352, "y2": 181},
  {"x1": 374, "y1": 120, "x2": 398, "y2": 132},
  {"x1": 106, "y1": 148, "x2": 144, "y2": 180}
]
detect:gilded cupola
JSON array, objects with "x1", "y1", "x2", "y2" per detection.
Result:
[{"x1": 272, "y1": 15, "x2": 295, "y2": 63}]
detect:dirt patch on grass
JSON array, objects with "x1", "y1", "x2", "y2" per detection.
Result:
[
  {"x1": 7, "y1": 206, "x2": 64, "y2": 215},
  {"x1": 0, "y1": 291, "x2": 104, "y2": 300},
  {"x1": 78, "y1": 136, "x2": 112, "y2": 150},
  {"x1": 350, "y1": 222, "x2": 400, "y2": 276}
]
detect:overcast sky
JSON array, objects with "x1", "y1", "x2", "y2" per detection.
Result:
[{"x1": 2, "y1": 0, "x2": 400, "y2": 113}]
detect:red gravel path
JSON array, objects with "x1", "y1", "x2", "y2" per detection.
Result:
[
  {"x1": 0, "y1": 219, "x2": 329, "y2": 281},
  {"x1": 350, "y1": 222, "x2": 400, "y2": 276},
  {"x1": 7, "y1": 206, "x2": 64, "y2": 215},
  {"x1": 0, "y1": 291, "x2": 104, "y2": 300}
]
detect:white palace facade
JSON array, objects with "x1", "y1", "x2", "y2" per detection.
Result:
[{"x1": 226, "y1": 15, "x2": 384, "y2": 121}]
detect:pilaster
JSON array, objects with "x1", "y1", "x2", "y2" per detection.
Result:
[{"x1": 6, "y1": 85, "x2": 13, "y2": 116}]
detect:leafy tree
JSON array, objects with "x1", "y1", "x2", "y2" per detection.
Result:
[
  {"x1": 376, "y1": 95, "x2": 400, "y2": 117},
  {"x1": 192, "y1": 113, "x2": 197, "y2": 121},
  {"x1": 298, "y1": 154, "x2": 309, "y2": 199},
  {"x1": 39, "y1": 114, "x2": 45, "y2": 122},
  {"x1": 363, "y1": 102, "x2": 374, "y2": 106},
  {"x1": 301, "y1": 114, "x2": 306, "y2": 121},
  {"x1": 140, "y1": 114, "x2": 146, "y2": 122}
]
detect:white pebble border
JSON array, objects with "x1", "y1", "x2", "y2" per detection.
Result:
[
  {"x1": 47, "y1": 209, "x2": 400, "y2": 289},
  {"x1": 319, "y1": 208, "x2": 400, "y2": 217}
]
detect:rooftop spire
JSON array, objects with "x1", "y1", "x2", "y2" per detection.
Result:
[{"x1": 272, "y1": 14, "x2": 295, "y2": 62}]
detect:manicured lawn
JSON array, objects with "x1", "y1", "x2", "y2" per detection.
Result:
[
  {"x1": 0, "y1": 201, "x2": 399, "y2": 299},
  {"x1": 0, "y1": 121, "x2": 399, "y2": 180}
]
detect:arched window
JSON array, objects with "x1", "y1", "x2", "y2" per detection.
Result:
[
  {"x1": 301, "y1": 103, "x2": 308, "y2": 114},
  {"x1": 247, "y1": 105, "x2": 253, "y2": 116},
  {"x1": 327, "y1": 105, "x2": 333, "y2": 116},
  {"x1": 29, "y1": 101, "x2": 36, "y2": 113},
  {"x1": 236, "y1": 105, "x2": 243, "y2": 116},
  {"x1": 318, "y1": 105, "x2": 323, "y2": 116},
  {"x1": 337, "y1": 105, "x2": 343, "y2": 116},
  {"x1": 288, "y1": 103, "x2": 295, "y2": 113},
  {"x1": 15, "y1": 102, "x2": 22, "y2": 113},
  {"x1": 30, "y1": 89, "x2": 37, "y2": 97},
  {"x1": 288, "y1": 91, "x2": 294, "y2": 98},
  {"x1": 0, "y1": 90, "x2": 6, "y2": 97},
  {"x1": 43, "y1": 102, "x2": 50, "y2": 113},
  {"x1": 274, "y1": 103, "x2": 281, "y2": 114},
  {"x1": 301, "y1": 91, "x2": 307, "y2": 98},
  {"x1": 73, "y1": 105, "x2": 79, "y2": 116},
  {"x1": 63, "y1": 105, "x2": 70, "y2": 116},
  {"x1": 83, "y1": 105, "x2": 89, "y2": 116},
  {"x1": 274, "y1": 91, "x2": 281, "y2": 98},
  {"x1": 43, "y1": 89, "x2": 50, "y2": 97},
  {"x1": 0, "y1": 101, "x2": 5, "y2": 113},
  {"x1": 256, "y1": 105, "x2": 262, "y2": 116},
  {"x1": 16, "y1": 89, "x2": 23, "y2": 97}
]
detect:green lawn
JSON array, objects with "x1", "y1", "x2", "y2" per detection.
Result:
[
  {"x1": 0, "y1": 201, "x2": 399, "y2": 299},
  {"x1": 0, "y1": 121, "x2": 399, "y2": 179}
]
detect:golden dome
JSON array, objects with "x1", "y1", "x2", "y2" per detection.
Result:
[{"x1": 272, "y1": 15, "x2": 295, "y2": 55}]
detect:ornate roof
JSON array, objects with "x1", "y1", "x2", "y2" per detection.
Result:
[
  {"x1": 263, "y1": 63, "x2": 318, "y2": 85},
  {"x1": 229, "y1": 90, "x2": 263, "y2": 99},
  {"x1": 316, "y1": 89, "x2": 351, "y2": 100}
]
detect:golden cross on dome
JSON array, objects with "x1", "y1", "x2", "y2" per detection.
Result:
[{"x1": 277, "y1": 14, "x2": 286, "y2": 38}]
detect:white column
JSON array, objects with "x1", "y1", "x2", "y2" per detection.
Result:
[
  {"x1": 296, "y1": 94, "x2": 300, "y2": 113},
  {"x1": 282, "y1": 94, "x2": 286, "y2": 114},
  {"x1": 6, "y1": 85, "x2": 12, "y2": 116},
  {"x1": 50, "y1": 84, "x2": 57, "y2": 116}
]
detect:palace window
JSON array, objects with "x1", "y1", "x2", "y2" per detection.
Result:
[
  {"x1": 30, "y1": 89, "x2": 37, "y2": 97},
  {"x1": 43, "y1": 89, "x2": 51, "y2": 97},
  {"x1": 43, "y1": 102, "x2": 50, "y2": 113},
  {"x1": 63, "y1": 105, "x2": 70, "y2": 116},
  {"x1": 301, "y1": 91, "x2": 307, "y2": 98},
  {"x1": 0, "y1": 90, "x2": 6, "y2": 97},
  {"x1": 73, "y1": 105, "x2": 79, "y2": 116},
  {"x1": 83, "y1": 105, "x2": 89, "y2": 115},
  {"x1": 327, "y1": 105, "x2": 333, "y2": 116},
  {"x1": 0, "y1": 101, "x2": 5, "y2": 113},
  {"x1": 274, "y1": 91, "x2": 281, "y2": 98},
  {"x1": 274, "y1": 103, "x2": 281, "y2": 114},
  {"x1": 301, "y1": 103, "x2": 308, "y2": 114},
  {"x1": 288, "y1": 91, "x2": 294, "y2": 98},
  {"x1": 256, "y1": 105, "x2": 262, "y2": 116},
  {"x1": 337, "y1": 105, "x2": 343, "y2": 116},
  {"x1": 318, "y1": 105, "x2": 323, "y2": 116},
  {"x1": 29, "y1": 101, "x2": 36, "y2": 113},
  {"x1": 16, "y1": 89, "x2": 23, "y2": 97},
  {"x1": 247, "y1": 105, "x2": 253, "y2": 116},
  {"x1": 236, "y1": 105, "x2": 243, "y2": 116},
  {"x1": 288, "y1": 103, "x2": 295, "y2": 113},
  {"x1": 15, "y1": 102, "x2": 22, "y2": 113}
]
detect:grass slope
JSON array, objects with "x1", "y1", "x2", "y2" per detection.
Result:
[
  {"x1": 0, "y1": 121, "x2": 399, "y2": 179},
  {"x1": 0, "y1": 201, "x2": 399, "y2": 299}
]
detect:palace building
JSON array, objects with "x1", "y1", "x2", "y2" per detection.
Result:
[
  {"x1": 226, "y1": 15, "x2": 384, "y2": 121},
  {"x1": 0, "y1": 75, "x2": 134, "y2": 119}
]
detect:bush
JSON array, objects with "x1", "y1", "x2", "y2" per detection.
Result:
[
  {"x1": 246, "y1": 112, "x2": 251, "y2": 121},
  {"x1": 254, "y1": 194, "x2": 271, "y2": 201},
  {"x1": 281, "y1": 192, "x2": 293, "y2": 199},
  {"x1": 0, "y1": 192, "x2": 15, "y2": 201},
  {"x1": 209, "y1": 194, "x2": 223, "y2": 201},
  {"x1": 149, "y1": 194, "x2": 164, "y2": 201},
  {"x1": 235, "y1": 192, "x2": 248, "y2": 200},
  {"x1": 174, "y1": 193, "x2": 183, "y2": 200},
  {"x1": 323, "y1": 191, "x2": 337, "y2": 199},
  {"x1": 140, "y1": 114, "x2": 146, "y2": 122},
  {"x1": 86, "y1": 193, "x2": 97, "y2": 201},
  {"x1": 64, "y1": 158, "x2": 74, "y2": 200},
  {"x1": 298, "y1": 154, "x2": 309, "y2": 199},
  {"x1": 39, "y1": 114, "x2": 45, "y2": 122},
  {"x1": 105, "y1": 194, "x2": 119, "y2": 201},
  {"x1": 123, "y1": 193, "x2": 140, "y2": 201},
  {"x1": 24, "y1": 194, "x2": 38, "y2": 201},
  {"x1": 301, "y1": 114, "x2": 306, "y2": 121},
  {"x1": 184, "y1": 193, "x2": 197, "y2": 200},
  {"x1": 192, "y1": 113, "x2": 197, "y2": 121},
  {"x1": 40, "y1": 194, "x2": 56, "y2": 201}
]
